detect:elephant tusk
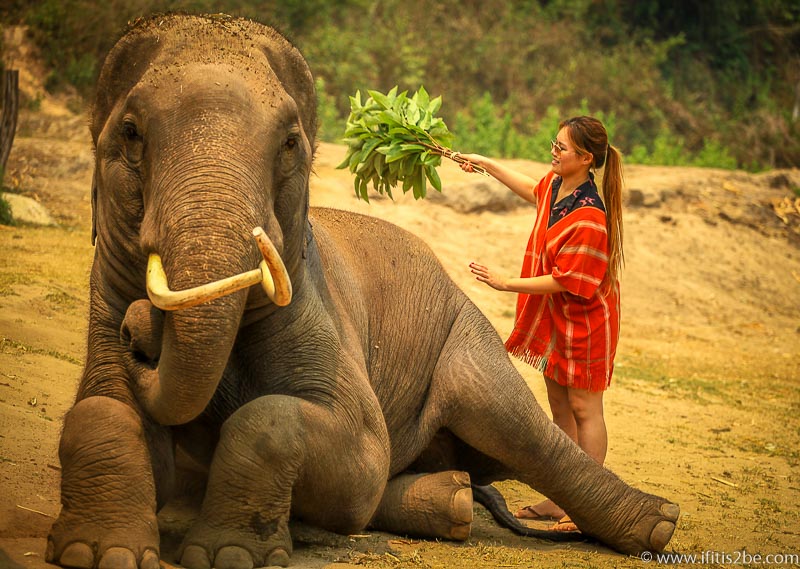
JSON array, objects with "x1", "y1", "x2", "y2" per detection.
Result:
[
  {"x1": 146, "y1": 254, "x2": 263, "y2": 311},
  {"x1": 252, "y1": 227, "x2": 292, "y2": 306},
  {"x1": 146, "y1": 227, "x2": 292, "y2": 310}
]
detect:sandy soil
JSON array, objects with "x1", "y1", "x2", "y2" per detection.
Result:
[{"x1": 1, "y1": 28, "x2": 800, "y2": 569}]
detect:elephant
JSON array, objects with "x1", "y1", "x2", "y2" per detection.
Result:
[{"x1": 46, "y1": 13, "x2": 679, "y2": 569}]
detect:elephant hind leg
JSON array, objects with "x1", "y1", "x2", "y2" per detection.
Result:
[
  {"x1": 434, "y1": 301, "x2": 679, "y2": 555},
  {"x1": 370, "y1": 471, "x2": 473, "y2": 541}
]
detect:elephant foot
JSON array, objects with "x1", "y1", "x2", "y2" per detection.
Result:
[
  {"x1": 578, "y1": 496, "x2": 679, "y2": 556},
  {"x1": 371, "y1": 471, "x2": 474, "y2": 540},
  {"x1": 177, "y1": 397, "x2": 308, "y2": 569},
  {"x1": 47, "y1": 540, "x2": 160, "y2": 569},
  {"x1": 628, "y1": 500, "x2": 679, "y2": 555},
  {"x1": 48, "y1": 396, "x2": 166, "y2": 569},
  {"x1": 649, "y1": 503, "x2": 680, "y2": 551},
  {"x1": 47, "y1": 498, "x2": 161, "y2": 569},
  {"x1": 179, "y1": 517, "x2": 293, "y2": 569}
]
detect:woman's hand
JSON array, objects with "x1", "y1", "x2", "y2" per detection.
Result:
[
  {"x1": 457, "y1": 153, "x2": 486, "y2": 174},
  {"x1": 469, "y1": 262, "x2": 507, "y2": 291}
]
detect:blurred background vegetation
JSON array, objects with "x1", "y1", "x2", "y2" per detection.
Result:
[{"x1": 1, "y1": 0, "x2": 798, "y2": 170}]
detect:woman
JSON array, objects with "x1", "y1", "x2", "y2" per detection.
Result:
[{"x1": 459, "y1": 116, "x2": 624, "y2": 532}]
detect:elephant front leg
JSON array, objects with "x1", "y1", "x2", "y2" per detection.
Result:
[
  {"x1": 179, "y1": 394, "x2": 389, "y2": 569},
  {"x1": 47, "y1": 396, "x2": 174, "y2": 569},
  {"x1": 370, "y1": 471, "x2": 474, "y2": 540}
]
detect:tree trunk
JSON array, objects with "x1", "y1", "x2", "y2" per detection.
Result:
[{"x1": 0, "y1": 69, "x2": 20, "y2": 183}]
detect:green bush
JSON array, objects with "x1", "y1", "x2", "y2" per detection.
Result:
[
  {"x1": 314, "y1": 78, "x2": 342, "y2": 143},
  {"x1": 692, "y1": 139, "x2": 738, "y2": 169},
  {"x1": 0, "y1": 194, "x2": 13, "y2": 226},
  {"x1": 629, "y1": 130, "x2": 689, "y2": 167},
  {"x1": 628, "y1": 131, "x2": 740, "y2": 169},
  {"x1": 452, "y1": 93, "x2": 508, "y2": 157}
]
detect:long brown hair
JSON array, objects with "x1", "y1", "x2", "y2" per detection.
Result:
[{"x1": 560, "y1": 116, "x2": 624, "y2": 285}]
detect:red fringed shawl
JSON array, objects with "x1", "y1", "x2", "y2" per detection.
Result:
[{"x1": 504, "y1": 171, "x2": 620, "y2": 392}]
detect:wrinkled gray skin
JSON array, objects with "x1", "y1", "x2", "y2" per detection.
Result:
[{"x1": 47, "y1": 14, "x2": 679, "y2": 569}]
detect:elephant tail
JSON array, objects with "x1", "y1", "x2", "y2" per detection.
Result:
[{"x1": 471, "y1": 484, "x2": 589, "y2": 543}]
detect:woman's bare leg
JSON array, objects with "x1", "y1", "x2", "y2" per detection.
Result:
[
  {"x1": 514, "y1": 376, "x2": 573, "y2": 520},
  {"x1": 567, "y1": 387, "x2": 607, "y2": 465},
  {"x1": 517, "y1": 378, "x2": 607, "y2": 523}
]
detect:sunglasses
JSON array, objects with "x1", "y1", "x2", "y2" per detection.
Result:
[{"x1": 550, "y1": 139, "x2": 571, "y2": 155}]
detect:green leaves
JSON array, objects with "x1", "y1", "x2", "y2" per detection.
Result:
[{"x1": 337, "y1": 86, "x2": 454, "y2": 201}]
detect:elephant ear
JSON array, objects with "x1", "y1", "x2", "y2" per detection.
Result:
[
  {"x1": 91, "y1": 170, "x2": 97, "y2": 245},
  {"x1": 90, "y1": 18, "x2": 162, "y2": 146},
  {"x1": 253, "y1": 25, "x2": 318, "y2": 153},
  {"x1": 88, "y1": 19, "x2": 161, "y2": 247}
]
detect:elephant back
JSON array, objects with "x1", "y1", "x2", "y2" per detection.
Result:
[{"x1": 308, "y1": 206, "x2": 469, "y2": 331}]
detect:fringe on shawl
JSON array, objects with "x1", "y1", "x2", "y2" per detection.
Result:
[
  {"x1": 505, "y1": 343, "x2": 549, "y2": 373},
  {"x1": 505, "y1": 342, "x2": 613, "y2": 392}
]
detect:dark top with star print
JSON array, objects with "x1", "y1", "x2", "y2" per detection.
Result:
[{"x1": 548, "y1": 172, "x2": 606, "y2": 228}]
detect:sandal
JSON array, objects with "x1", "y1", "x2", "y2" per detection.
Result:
[
  {"x1": 551, "y1": 515, "x2": 580, "y2": 532},
  {"x1": 514, "y1": 504, "x2": 561, "y2": 521}
]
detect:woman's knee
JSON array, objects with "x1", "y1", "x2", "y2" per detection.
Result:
[{"x1": 567, "y1": 389, "x2": 604, "y2": 423}]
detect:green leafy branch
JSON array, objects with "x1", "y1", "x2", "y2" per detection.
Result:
[{"x1": 337, "y1": 86, "x2": 487, "y2": 202}]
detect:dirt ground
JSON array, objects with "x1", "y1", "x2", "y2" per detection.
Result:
[{"x1": 2, "y1": 28, "x2": 800, "y2": 569}]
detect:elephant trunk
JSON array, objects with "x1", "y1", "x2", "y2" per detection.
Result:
[
  {"x1": 129, "y1": 173, "x2": 294, "y2": 423},
  {"x1": 132, "y1": 227, "x2": 292, "y2": 426},
  {"x1": 133, "y1": 287, "x2": 243, "y2": 425}
]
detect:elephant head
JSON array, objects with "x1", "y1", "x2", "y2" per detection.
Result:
[{"x1": 89, "y1": 14, "x2": 317, "y2": 425}]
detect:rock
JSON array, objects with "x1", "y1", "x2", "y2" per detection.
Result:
[
  {"x1": 767, "y1": 173, "x2": 792, "y2": 189},
  {"x1": 627, "y1": 188, "x2": 662, "y2": 208},
  {"x1": 758, "y1": 168, "x2": 800, "y2": 191},
  {"x1": 428, "y1": 179, "x2": 525, "y2": 214},
  {"x1": 1, "y1": 192, "x2": 56, "y2": 226}
]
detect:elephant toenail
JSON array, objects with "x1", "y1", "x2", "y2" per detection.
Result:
[
  {"x1": 451, "y1": 471, "x2": 471, "y2": 487},
  {"x1": 60, "y1": 542, "x2": 95, "y2": 569},
  {"x1": 448, "y1": 523, "x2": 472, "y2": 541},
  {"x1": 650, "y1": 520, "x2": 676, "y2": 552},
  {"x1": 661, "y1": 502, "x2": 680, "y2": 522},
  {"x1": 215, "y1": 546, "x2": 254, "y2": 569},
  {"x1": 452, "y1": 487, "x2": 474, "y2": 525},
  {"x1": 140, "y1": 549, "x2": 160, "y2": 569},
  {"x1": 99, "y1": 547, "x2": 137, "y2": 569},
  {"x1": 267, "y1": 548, "x2": 290, "y2": 568},
  {"x1": 447, "y1": 487, "x2": 474, "y2": 541},
  {"x1": 181, "y1": 545, "x2": 211, "y2": 569}
]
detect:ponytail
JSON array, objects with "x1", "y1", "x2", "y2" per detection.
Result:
[{"x1": 601, "y1": 144, "x2": 624, "y2": 286}]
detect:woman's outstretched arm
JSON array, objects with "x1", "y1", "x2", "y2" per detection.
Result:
[{"x1": 458, "y1": 153, "x2": 537, "y2": 203}]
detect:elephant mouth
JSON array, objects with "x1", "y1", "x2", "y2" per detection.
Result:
[{"x1": 146, "y1": 226, "x2": 292, "y2": 311}]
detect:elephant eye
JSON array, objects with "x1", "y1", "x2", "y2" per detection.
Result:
[
  {"x1": 122, "y1": 120, "x2": 141, "y2": 141},
  {"x1": 278, "y1": 131, "x2": 304, "y2": 177},
  {"x1": 121, "y1": 119, "x2": 143, "y2": 164}
]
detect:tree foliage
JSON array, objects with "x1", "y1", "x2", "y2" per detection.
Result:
[{"x1": 4, "y1": 0, "x2": 799, "y2": 169}]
